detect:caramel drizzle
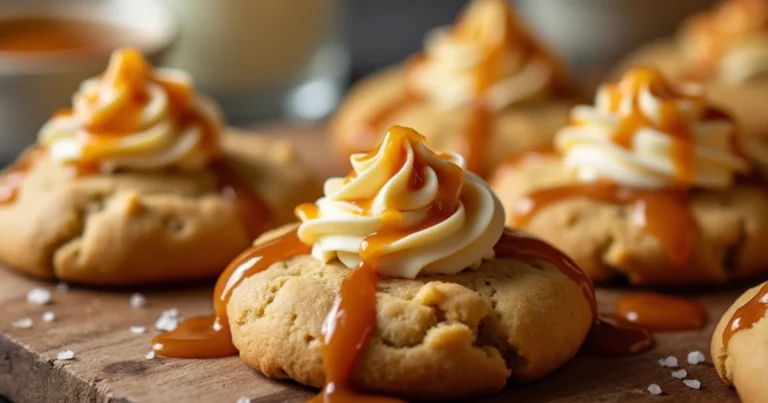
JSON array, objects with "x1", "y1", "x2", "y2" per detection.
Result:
[
  {"x1": 357, "y1": 0, "x2": 559, "y2": 177},
  {"x1": 513, "y1": 182, "x2": 696, "y2": 265},
  {"x1": 723, "y1": 282, "x2": 768, "y2": 347},
  {"x1": 616, "y1": 292, "x2": 706, "y2": 332}
]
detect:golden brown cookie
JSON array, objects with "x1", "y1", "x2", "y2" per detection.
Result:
[
  {"x1": 490, "y1": 154, "x2": 768, "y2": 285},
  {"x1": 227, "y1": 226, "x2": 593, "y2": 400},
  {"x1": 331, "y1": 66, "x2": 573, "y2": 177},
  {"x1": 712, "y1": 282, "x2": 768, "y2": 403},
  {"x1": 0, "y1": 132, "x2": 320, "y2": 285}
]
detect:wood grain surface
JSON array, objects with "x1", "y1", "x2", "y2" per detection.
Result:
[{"x1": 0, "y1": 125, "x2": 752, "y2": 403}]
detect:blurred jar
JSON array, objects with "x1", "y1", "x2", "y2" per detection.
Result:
[
  {"x1": 159, "y1": 0, "x2": 349, "y2": 124},
  {"x1": 517, "y1": 0, "x2": 716, "y2": 95}
]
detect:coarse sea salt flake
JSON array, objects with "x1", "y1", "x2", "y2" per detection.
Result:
[
  {"x1": 130, "y1": 293, "x2": 147, "y2": 308},
  {"x1": 57, "y1": 350, "x2": 74, "y2": 360},
  {"x1": 155, "y1": 308, "x2": 181, "y2": 332},
  {"x1": 13, "y1": 318, "x2": 33, "y2": 329},
  {"x1": 27, "y1": 288, "x2": 51, "y2": 305},
  {"x1": 671, "y1": 369, "x2": 687, "y2": 379},
  {"x1": 130, "y1": 326, "x2": 146, "y2": 335},
  {"x1": 42, "y1": 312, "x2": 55, "y2": 323},
  {"x1": 236, "y1": 397, "x2": 251, "y2": 403},
  {"x1": 683, "y1": 379, "x2": 701, "y2": 390},
  {"x1": 658, "y1": 356, "x2": 678, "y2": 368},
  {"x1": 145, "y1": 351, "x2": 155, "y2": 360},
  {"x1": 647, "y1": 384, "x2": 662, "y2": 395},
  {"x1": 688, "y1": 351, "x2": 706, "y2": 364}
]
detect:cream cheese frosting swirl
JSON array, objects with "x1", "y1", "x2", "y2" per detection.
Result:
[
  {"x1": 409, "y1": 0, "x2": 558, "y2": 111},
  {"x1": 38, "y1": 48, "x2": 222, "y2": 173},
  {"x1": 295, "y1": 125, "x2": 505, "y2": 279},
  {"x1": 556, "y1": 68, "x2": 749, "y2": 190},
  {"x1": 680, "y1": 0, "x2": 768, "y2": 83}
]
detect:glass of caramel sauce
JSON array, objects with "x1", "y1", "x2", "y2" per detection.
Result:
[{"x1": 0, "y1": 0, "x2": 177, "y2": 166}]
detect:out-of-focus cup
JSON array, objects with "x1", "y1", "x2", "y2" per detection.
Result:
[
  {"x1": 517, "y1": 0, "x2": 716, "y2": 95},
  {"x1": 158, "y1": 0, "x2": 349, "y2": 124},
  {"x1": 0, "y1": 0, "x2": 177, "y2": 166}
]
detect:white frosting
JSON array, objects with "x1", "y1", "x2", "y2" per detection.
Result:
[
  {"x1": 556, "y1": 69, "x2": 749, "y2": 189},
  {"x1": 38, "y1": 49, "x2": 222, "y2": 173},
  {"x1": 410, "y1": 0, "x2": 554, "y2": 111},
  {"x1": 297, "y1": 127, "x2": 505, "y2": 279}
]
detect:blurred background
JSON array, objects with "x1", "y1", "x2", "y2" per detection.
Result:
[{"x1": 0, "y1": 0, "x2": 717, "y2": 165}]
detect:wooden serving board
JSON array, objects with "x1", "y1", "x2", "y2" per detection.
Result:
[{"x1": 0, "y1": 125, "x2": 751, "y2": 402}]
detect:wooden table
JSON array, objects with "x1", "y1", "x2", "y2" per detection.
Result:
[{"x1": 0, "y1": 126, "x2": 750, "y2": 402}]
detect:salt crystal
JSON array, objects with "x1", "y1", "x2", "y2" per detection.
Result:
[
  {"x1": 27, "y1": 288, "x2": 51, "y2": 305},
  {"x1": 129, "y1": 326, "x2": 146, "y2": 335},
  {"x1": 155, "y1": 308, "x2": 180, "y2": 332},
  {"x1": 55, "y1": 282, "x2": 69, "y2": 292},
  {"x1": 13, "y1": 318, "x2": 33, "y2": 329},
  {"x1": 671, "y1": 369, "x2": 687, "y2": 379},
  {"x1": 658, "y1": 356, "x2": 678, "y2": 368},
  {"x1": 42, "y1": 312, "x2": 55, "y2": 323},
  {"x1": 236, "y1": 397, "x2": 251, "y2": 403},
  {"x1": 57, "y1": 350, "x2": 74, "y2": 360},
  {"x1": 130, "y1": 293, "x2": 146, "y2": 308},
  {"x1": 145, "y1": 351, "x2": 155, "y2": 360},
  {"x1": 687, "y1": 351, "x2": 706, "y2": 364},
  {"x1": 647, "y1": 384, "x2": 662, "y2": 395},
  {"x1": 683, "y1": 379, "x2": 701, "y2": 390}
]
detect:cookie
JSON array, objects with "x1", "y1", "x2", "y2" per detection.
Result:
[
  {"x1": 0, "y1": 132, "x2": 320, "y2": 285},
  {"x1": 227, "y1": 226, "x2": 593, "y2": 400},
  {"x1": 331, "y1": 66, "x2": 573, "y2": 177},
  {"x1": 490, "y1": 154, "x2": 768, "y2": 285},
  {"x1": 712, "y1": 282, "x2": 768, "y2": 403}
]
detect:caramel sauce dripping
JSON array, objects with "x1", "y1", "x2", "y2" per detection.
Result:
[
  {"x1": 617, "y1": 293, "x2": 706, "y2": 332},
  {"x1": 0, "y1": 148, "x2": 43, "y2": 205},
  {"x1": 723, "y1": 282, "x2": 768, "y2": 347},
  {"x1": 494, "y1": 227, "x2": 653, "y2": 356},
  {"x1": 152, "y1": 229, "x2": 310, "y2": 358},
  {"x1": 513, "y1": 182, "x2": 696, "y2": 265}
]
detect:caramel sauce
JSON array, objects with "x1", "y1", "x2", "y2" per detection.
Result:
[
  {"x1": 493, "y1": 228, "x2": 653, "y2": 356},
  {"x1": 513, "y1": 182, "x2": 696, "y2": 265},
  {"x1": 0, "y1": 148, "x2": 42, "y2": 205},
  {"x1": 617, "y1": 293, "x2": 706, "y2": 332},
  {"x1": 0, "y1": 17, "x2": 149, "y2": 54},
  {"x1": 723, "y1": 282, "x2": 768, "y2": 347},
  {"x1": 153, "y1": 229, "x2": 310, "y2": 358}
]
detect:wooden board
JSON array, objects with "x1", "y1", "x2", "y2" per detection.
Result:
[{"x1": 0, "y1": 125, "x2": 752, "y2": 403}]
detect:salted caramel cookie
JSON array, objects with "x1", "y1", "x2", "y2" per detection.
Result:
[
  {"x1": 712, "y1": 282, "x2": 768, "y2": 403},
  {"x1": 227, "y1": 228, "x2": 592, "y2": 400},
  {"x1": 617, "y1": 0, "x2": 768, "y2": 174},
  {"x1": 491, "y1": 153, "x2": 768, "y2": 285},
  {"x1": 0, "y1": 133, "x2": 318, "y2": 285},
  {"x1": 331, "y1": 0, "x2": 574, "y2": 176}
]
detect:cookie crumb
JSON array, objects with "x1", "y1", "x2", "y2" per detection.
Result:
[
  {"x1": 671, "y1": 369, "x2": 687, "y2": 379},
  {"x1": 155, "y1": 308, "x2": 181, "y2": 332},
  {"x1": 130, "y1": 293, "x2": 147, "y2": 308},
  {"x1": 27, "y1": 288, "x2": 52, "y2": 305},
  {"x1": 683, "y1": 379, "x2": 701, "y2": 390},
  {"x1": 57, "y1": 350, "x2": 75, "y2": 360},
  {"x1": 55, "y1": 282, "x2": 69, "y2": 292},
  {"x1": 145, "y1": 351, "x2": 155, "y2": 360},
  {"x1": 658, "y1": 356, "x2": 678, "y2": 368},
  {"x1": 13, "y1": 318, "x2": 33, "y2": 329},
  {"x1": 687, "y1": 351, "x2": 706, "y2": 364},
  {"x1": 647, "y1": 384, "x2": 662, "y2": 395},
  {"x1": 42, "y1": 312, "x2": 55, "y2": 323},
  {"x1": 130, "y1": 326, "x2": 146, "y2": 335},
  {"x1": 236, "y1": 397, "x2": 251, "y2": 403}
]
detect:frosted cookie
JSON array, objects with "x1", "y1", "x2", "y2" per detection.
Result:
[
  {"x1": 152, "y1": 126, "x2": 656, "y2": 401},
  {"x1": 617, "y1": 0, "x2": 768, "y2": 176},
  {"x1": 0, "y1": 48, "x2": 319, "y2": 285},
  {"x1": 489, "y1": 68, "x2": 768, "y2": 285},
  {"x1": 331, "y1": 0, "x2": 574, "y2": 177},
  {"x1": 712, "y1": 282, "x2": 768, "y2": 403}
]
